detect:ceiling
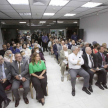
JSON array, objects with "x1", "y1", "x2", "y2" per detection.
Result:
[{"x1": 0, "y1": 0, "x2": 108, "y2": 20}]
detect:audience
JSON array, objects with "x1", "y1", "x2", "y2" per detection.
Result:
[
  {"x1": 29, "y1": 53, "x2": 47, "y2": 106},
  {"x1": 0, "y1": 31, "x2": 108, "y2": 106}
]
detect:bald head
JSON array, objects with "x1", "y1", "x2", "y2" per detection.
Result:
[
  {"x1": 85, "y1": 47, "x2": 92, "y2": 54},
  {"x1": 63, "y1": 45, "x2": 68, "y2": 51}
]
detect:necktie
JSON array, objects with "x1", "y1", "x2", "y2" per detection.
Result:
[
  {"x1": 18, "y1": 62, "x2": 21, "y2": 74},
  {"x1": 89, "y1": 55, "x2": 94, "y2": 68},
  {"x1": 0, "y1": 65, "x2": 3, "y2": 79},
  {"x1": 102, "y1": 53, "x2": 105, "y2": 61}
]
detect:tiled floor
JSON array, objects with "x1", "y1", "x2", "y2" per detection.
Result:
[{"x1": 6, "y1": 52, "x2": 108, "y2": 108}]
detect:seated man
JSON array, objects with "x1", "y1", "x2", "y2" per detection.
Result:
[
  {"x1": 95, "y1": 46, "x2": 108, "y2": 90},
  {"x1": 11, "y1": 53, "x2": 30, "y2": 107},
  {"x1": 11, "y1": 43, "x2": 20, "y2": 54},
  {"x1": 68, "y1": 46, "x2": 90, "y2": 96},
  {"x1": 82, "y1": 47, "x2": 97, "y2": 92},
  {"x1": 68, "y1": 40, "x2": 76, "y2": 49},
  {"x1": 0, "y1": 55, "x2": 11, "y2": 108},
  {"x1": 60, "y1": 45, "x2": 72, "y2": 81}
]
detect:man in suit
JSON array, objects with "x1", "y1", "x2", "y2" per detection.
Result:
[
  {"x1": 0, "y1": 44, "x2": 7, "y2": 57},
  {"x1": 53, "y1": 39, "x2": 59, "y2": 62},
  {"x1": 82, "y1": 47, "x2": 97, "y2": 92},
  {"x1": 0, "y1": 55, "x2": 11, "y2": 108},
  {"x1": 11, "y1": 53, "x2": 30, "y2": 107},
  {"x1": 95, "y1": 46, "x2": 108, "y2": 90},
  {"x1": 58, "y1": 41, "x2": 65, "y2": 55},
  {"x1": 60, "y1": 45, "x2": 72, "y2": 81}
]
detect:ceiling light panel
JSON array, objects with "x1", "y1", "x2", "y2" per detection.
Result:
[
  {"x1": 7, "y1": 0, "x2": 29, "y2": 5},
  {"x1": 49, "y1": 0, "x2": 69, "y2": 6}
]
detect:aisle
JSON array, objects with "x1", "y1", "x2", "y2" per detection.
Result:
[{"x1": 7, "y1": 52, "x2": 108, "y2": 108}]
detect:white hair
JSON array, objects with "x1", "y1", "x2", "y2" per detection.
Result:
[{"x1": 71, "y1": 46, "x2": 78, "y2": 51}]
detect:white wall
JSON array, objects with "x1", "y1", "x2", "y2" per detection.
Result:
[{"x1": 80, "y1": 11, "x2": 108, "y2": 45}]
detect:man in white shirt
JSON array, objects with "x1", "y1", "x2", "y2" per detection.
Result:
[
  {"x1": 60, "y1": 45, "x2": 72, "y2": 81},
  {"x1": 68, "y1": 46, "x2": 90, "y2": 96}
]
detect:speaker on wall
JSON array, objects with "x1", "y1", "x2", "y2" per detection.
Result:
[{"x1": 78, "y1": 29, "x2": 84, "y2": 40}]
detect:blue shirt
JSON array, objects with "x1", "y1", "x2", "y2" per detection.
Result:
[
  {"x1": 11, "y1": 48, "x2": 20, "y2": 54},
  {"x1": 8, "y1": 46, "x2": 12, "y2": 50},
  {"x1": 71, "y1": 35, "x2": 77, "y2": 42},
  {"x1": 42, "y1": 36, "x2": 48, "y2": 43},
  {"x1": 99, "y1": 52, "x2": 105, "y2": 67},
  {"x1": 0, "y1": 63, "x2": 6, "y2": 79}
]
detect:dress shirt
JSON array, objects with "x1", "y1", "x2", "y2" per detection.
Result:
[
  {"x1": 87, "y1": 54, "x2": 92, "y2": 68},
  {"x1": 0, "y1": 63, "x2": 6, "y2": 79},
  {"x1": 63, "y1": 51, "x2": 68, "y2": 64},
  {"x1": 68, "y1": 53, "x2": 84, "y2": 69}
]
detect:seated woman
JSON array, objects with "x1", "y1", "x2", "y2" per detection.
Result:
[
  {"x1": 93, "y1": 44, "x2": 99, "y2": 54},
  {"x1": 29, "y1": 53, "x2": 47, "y2": 105},
  {"x1": 4, "y1": 50, "x2": 14, "y2": 63},
  {"x1": 30, "y1": 47, "x2": 45, "y2": 62}
]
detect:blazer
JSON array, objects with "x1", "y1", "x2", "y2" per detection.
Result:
[
  {"x1": 11, "y1": 60, "x2": 30, "y2": 80},
  {"x1": 82, "y1": 53, "x2": 97, "y2": 71},
  {"x1": 53, "y1": 44, "x2": 58, "y2": 54},
  {"x1": 3, "y1": 62, "x2": 12, "y2": 82},
  {"x1": 95, "y1": 52, "x2": 108, "y2": 68},
  {"x1": 60, "y1": 49, "x2": 72, "y2": 65}
]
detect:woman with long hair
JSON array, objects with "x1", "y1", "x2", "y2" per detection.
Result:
[{"x1": 29, "y1": 53, "x2": 47, "y2": 106}]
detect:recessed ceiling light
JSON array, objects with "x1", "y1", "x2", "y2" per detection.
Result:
[
  {"x1": 19, "y1": 22, "x2": 26, "y2": 23},
  {"x1": 19, "y1": 13, "x2": 31, "y2": 15},
  {"x1": 73, "y1": 22, "x2": 78, "y2": 23},
  {"x1": 81, "y1": 2, "x2": 102, "y2": 8},
  {"x1": 49, "y1": 0, "x2": 69, "y2": 6},
  {"x1": 57, "y1": 21, "x2": 64, "y2": 23},
  {"x1": 40, "y1": 21, "x2": 46, "y2": 23},
  {"x1": 1, "y1": 22, "x2": 5, "y2": 24},
  {"x1": 64, "y1": 13, "x2": 76, "y2": 16},
  {"x1": 7, "y1": 0, "x2": 29, "y2": 5},
  {"x1": 44, "y1": 13, "x2": 55, "y2": 16}
]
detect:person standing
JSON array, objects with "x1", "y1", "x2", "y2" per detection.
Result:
[
  {"x1": 71, "y1": 32, "x2": 77, "y2": 42},
  {"x1": 42, "y1": 34, "x2": 49, "y2": 52}
]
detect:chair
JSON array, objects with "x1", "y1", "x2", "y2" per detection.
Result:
[
  {"x1": 12, "y1": 83, "x2": 33, "y2": 101},
  {"x1": 30, "y1": 85, "x2": 48, "y2": 99}
]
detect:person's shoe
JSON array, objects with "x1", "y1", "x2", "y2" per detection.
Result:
[
  {"x1": 82, "y1": 87, "x2": 91, "y2": 95},
  {"x1": 61, "y1": 77, "x2": 64, "y2": 82},
  {"x1": 102, "y1": 84, "x2": 108, "y2": 89},
  {"x1": 15, "y1": 99, "x2": 20, "y2": 107},
  {"x1": 72, "y1": 89, "x2": 75, "y2": 96},
  {"x1": 88, "y1": 85, "x2": 93, "y2": 92},
  {"x1": 40, "y1": 100, "x2": 45, "y2": 106},
  {"x1": 4, "y1": 98, "x2": 11, "y2": 108},
  {"x1": 95, "y1": 83, "x2": 104, "y2": 90},
  {"x1": 23, "y1": 97, "x2": 29, "y2": 104}
]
